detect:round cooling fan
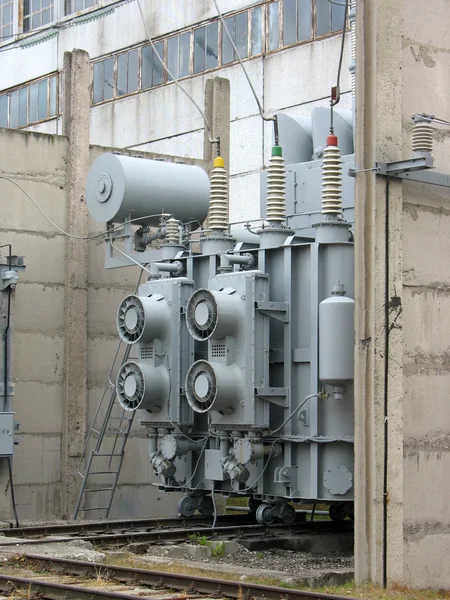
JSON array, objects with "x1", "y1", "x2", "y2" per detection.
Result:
[
  {"x1": 116, "y1": 361, "x2": 146, "y2": 410},
  {"x1": 117, "y1": 295, "x2": 146, "y2": 343},
  {"x1": 186, "y1": 289, "x2": 218, "y2": 341},
  {"x1": 185, "y1": 360, "x2": 218, "y2": 413}
]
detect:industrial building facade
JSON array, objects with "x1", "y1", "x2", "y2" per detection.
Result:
[{"x1": 0, "y1": 0, "x2": 449, "y2": 592}]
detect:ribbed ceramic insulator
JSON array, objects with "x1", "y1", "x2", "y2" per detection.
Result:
[
  {"x1": 412, "y1": 121, "x2": 433, "y2": 155},
  {"x1": 166, "y1": 217, "x2": 180, "y2": 245},
  {"x1": 266, "y1": 155, "x2": 286, "y2": 223},
  {"x1": 209, "y1": 164, "x2": 229, "y2": 231},
  {"x1": 321, "y1": 144, "x2": 343, "y2": 215}
]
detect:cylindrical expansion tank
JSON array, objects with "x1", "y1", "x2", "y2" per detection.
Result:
[
  {"x1": 86, "y1": 153, "x2": 210, "y2": 225},
  {"x1": 319, "y1": 293, "x2": 355, "y2": 387}
]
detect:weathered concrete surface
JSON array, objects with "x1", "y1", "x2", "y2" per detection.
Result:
[
  {"x1": 61, "y1": 49, "x2": 91, "y2": 520},
  {"x1": 355, "y1": 0, "x2": 450, "y2": 589}
]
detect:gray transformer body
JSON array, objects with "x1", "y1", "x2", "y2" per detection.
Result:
[{"x1": 88, "y1": 107, "x2": 356, "y2": 520}]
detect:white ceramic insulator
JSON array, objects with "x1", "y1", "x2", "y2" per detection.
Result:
[
  {"x1": 209, "y1": 165, "x2": 229, "y2": 231},
  {"x1": 166, "y1": 217, "x2": 180, "y2": 245},
  {"x1": 412, "y1": 121, "x2": 433, "y2": 155},
  {"x1": 266, "y1": 155, "x2": 286, "y2": 223},
  {"x1": 321, "y1": 144, "x2": 343, "y2": 215}
]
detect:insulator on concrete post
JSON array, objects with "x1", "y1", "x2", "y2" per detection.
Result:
[
  {"x1": 208, "y1": 156, "x2": 229, "y2": 232},
  {"x1": 412, "y1": 115, "x2": 433, "y2": 157},
  {"x1": 266, "y1": 145, "x2": 286, "y2": 225},
  {"x1": 321, "y1": 135, "x2": 343, "y2": 216},
  {"x1": 165, "y1": 217, "x2": 180, "y2": 245}
]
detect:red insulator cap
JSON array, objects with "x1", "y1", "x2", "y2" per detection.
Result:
[{"x1": 327, "y1": 134, "x2": 338, "y2": 147}]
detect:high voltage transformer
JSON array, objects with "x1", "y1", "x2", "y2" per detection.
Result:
[{"x1": 85, "y1": 108, "x2": 355, "y2": 525}]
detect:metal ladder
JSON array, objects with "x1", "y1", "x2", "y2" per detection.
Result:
[{"x1": 74, "y1": 344, "x2": 134, "y2": 520}]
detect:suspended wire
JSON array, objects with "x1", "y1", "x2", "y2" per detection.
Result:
[
  {"x1": 211, "y1": 0, "x2": 274, "y2": 126},
  {"x1": 0, "y1": 175, "x2": 172, "y2": 240},
  {"x1": 270, "y1": 393, "x2": 320, "y2": 434},
  {"x1": 329, "y1": 0, "x2": 349, "y2": 133},
  {"x1": 134, "y1": 0, "x2": 215, "y2": 141},
  {"x1": 109, "y1": 239, "x2": 153, "y2": 274},
  {"x1": 416, "y1": 113, "x2": 450, "y2": 127}
]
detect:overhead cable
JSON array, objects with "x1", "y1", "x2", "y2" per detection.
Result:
[
  {"x1": 0, "y1": 175, "x2": 170, "y2": 240},
  {"x1": 134, "y1": 0, "x2": 215, "y2": 141}
]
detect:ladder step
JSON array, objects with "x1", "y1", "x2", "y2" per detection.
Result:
[
  {"x1": 84, "y1": 487, "x2": 114, "y2": 493},
  {"x1": 88, "y1": 471, "x2": 118, "y2": 476},
  {"x1": 78, "y1": 507, "x2": 109, "y2": 512},
  {"x1": 93, "y1": 452, "x2": 124, "y2": 457}
]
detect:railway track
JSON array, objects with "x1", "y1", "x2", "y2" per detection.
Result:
[
  {"x1": 0, "y1": 520, "x2": 351, "y2": 549},
  {"x1": 0, "y1": 554, "x2": 360, "y2": 600}
]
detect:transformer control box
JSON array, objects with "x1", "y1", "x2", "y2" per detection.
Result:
[{"x1": 0, "y1": 413, "x2": 14, "y2": 456}]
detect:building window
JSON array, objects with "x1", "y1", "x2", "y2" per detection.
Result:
[
  {"x1": 117, "y1": 49, "x2": 138, "y2": 97},
  {"x1": 267, "y1": 1, "x2": 280, "y2": 51},
  {"x1": 0, "y1": 0, "x2": 13, "y2": 41},
  {"x1": 222, "y1": 11, "x2": 248, "y2": 65},
  {"x1": 167, "y1": 32, "x2": 190, "y2": 80},
  {"x1": 193, "y1": 21, "x2": 218, "y2": 74},
  {"x1": 0, "y1": 75, "x2": 58, "y2": 129},
  {"x1": 23, "y1": 0, "x2": 55, "y2": 32},
  {"x1": 251, "y1": 6, "x2": 263, "y2": 56},
  {"x1": 64, "y1": 0, "x2": 95, "y2": 16},
  {"x1": 141, "y1": 41, "x2": 164, "y2": 89},
  {"x1": 283, "y1": 0, "x2": 312, "y2": 46},
  {"x1": 92, "y1": 57, "x2": 114, "y2": 104},
  {"x1": 315, "y1": 0, "x2": 345, "y2": 36}
]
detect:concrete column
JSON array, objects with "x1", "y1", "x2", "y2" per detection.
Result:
[
  {"x1": 61, "y1": 49, "x2": 91, "y2": 519},
  {"x1": 353, "y1": 0, "x2": 404, "y2": 586},
  {"x1": 203, "y1": 77, "x2": 231, "y2": 172}
]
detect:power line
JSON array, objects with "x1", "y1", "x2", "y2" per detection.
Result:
[
  {"x1": 0, "y1": 175, "x2": 170, "y2": 240},
  {"x1": 134, "y1": 0, "x2": 215, "y2": 141}
]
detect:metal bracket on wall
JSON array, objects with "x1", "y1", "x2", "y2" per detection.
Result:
[
  {"x1": 256, "y1": 301, "x2": 290, "y2": 322},
  {"x1": 350, "y1": 155, "x2": 450, "y2": 188},
  {"x1": 256, "y1": 387, "x2": 289, "y2": 407}
]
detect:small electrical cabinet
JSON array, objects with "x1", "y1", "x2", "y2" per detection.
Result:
[{"x1": 0, "y1": 413, "x2": 14, "y2": 456}]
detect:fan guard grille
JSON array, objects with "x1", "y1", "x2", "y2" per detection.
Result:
[
  {"x1": 117, "y1": 295, "x2": 146, "y2": 344},
  {"x1": 185, "y1": 360, "x2": 217, "y2": 413},
  {"x1": 116, "y1": 361, "x2": 145, "y2": 410},
  {"x1": 186, "y1": 289, "x2": 218, "y2": 341}
]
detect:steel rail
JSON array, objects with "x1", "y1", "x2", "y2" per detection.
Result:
[
  {"x1": 0, "y1": 521, "x2": 352, "y2": 548},
  {"x1": 21, "y1": 554, "x2": 361, "y2": 600},
  {"x1": 0, "y1": 513, "x2": 256, "y2": 539}
]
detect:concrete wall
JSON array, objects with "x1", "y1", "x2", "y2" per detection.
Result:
[
  {"x1": 354, "y1": 0, "x2": 450, "y2": 590},
  {"x1": 0, "y1": 126, "x2": 207, "y2": 521}
]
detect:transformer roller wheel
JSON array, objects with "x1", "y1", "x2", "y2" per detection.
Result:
[
  {"x1": 178, "y1": 496, "x2": 196, "y2": 518},
  {"x1": 255, "y1": 503, "x2": 275, "y2": 526},
  {"x1": 281, "y1": 503, "x2": 296, "y2": 524},
  {"x1": 329, "y1": 503, "x2": 346, "y2": 522},
  {"x1": 198, "y1": 495, "x2": 214, "y2": 517},
  {"x1": 344, "y1": 502, "x2": 354, "y2": 521},
  {"x1": 248, "y1": 497, "x2": 262, "y2": 514}
]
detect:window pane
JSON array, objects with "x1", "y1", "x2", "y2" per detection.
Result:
[
  {"x1": 141, "y1": 45, "x2": 152, "y2": 89},
  {"x1": 298, "y1": 0, "x2": 312, "y2": 41},
  {"x1": 117, "y1": 53, "x2": 127, "y2": 97},
  {"x1": 331, "y1": 0, "x2": 345, "y2": 32},
  {"x1": 222, "y1": 16, "x2": 234, "y2": 65},
  {"x1": 251, "y1": 6, "x2": 262, "y2": 55},
  {"x1": 205, "y1": 21, "x2": 218, "y2": 70},
  {"x1": 235, "y1": 11, "x2": 248, "y2": 59},
  {"x1": 167, "y1": 35, "x2": 178, "y2": 81},
  {"x1": 103, "y1": 57, "x2": 114, "y2": 100},
  {"x1": 23, "y1": 17, "x2": 30, "y2": 32},
  {"x1": 41, "y1": 7, "x2": 51, "y2": 24},
  {"x1": 0, "y1": 95, "x2": 8, "y2": 128},
  {"x1": 152, "y1": 41, "x2": 164, "y2": 85},
  {"x1": 283, "y1": 0, "x2": 297, "y2": 46},
  {"x1": 93, "y1": 61, "x2": 103, "y2": 103},
  {"x1": 316, "y1": 0, "x2": 330, "y2": 35},
  {"x1": 18, "y1": 88, "x2": 27, "y2": 127},
  {"x1": 194, "y1": 26, "x2": 205, "y2": 74},
  {"x1": 29, "y1": 83, "x2": 38, "y2": 121},
  {"x1": 268, "y1": 2, "x2": 280, "y2": 51},
  {"x1": 38, "y1": 79, "x2": 47, "y2": 120},
  {"x1": 9, "y1": 91, "x2": 18, "y2": 128},
  {"x1": 31, "y1": 0, "x2": 40, "y2": 12},
  {"x1": 49, "y1": 76, "x2": 57, "y2": 116},
  {"x1": 74, "y1": 0, "x2": 83, "y2": 10},
  {"x1": 128, "y1": 49, "x2": 138, "y2": 93},
  {"x1": 179, "y1": 32, "x2": 190, "y2": 78},
  {"x1": 32, "y1": 13, "x2": 41, "y2": 29}
]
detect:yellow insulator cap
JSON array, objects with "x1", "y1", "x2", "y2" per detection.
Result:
[{"x1": 213, "y1": 156, "x2": 225, "y2": 168}]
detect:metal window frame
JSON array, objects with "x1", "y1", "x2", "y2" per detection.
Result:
[
  {"x1": 0, "y1": 72, "x2": 58, "y2": 128},
  {"x1": 22, "y1": 0, "x2": 57, "y2": 33},
  {"x1": 0, "y1": 0, "x2": 15, "y2": 41}
]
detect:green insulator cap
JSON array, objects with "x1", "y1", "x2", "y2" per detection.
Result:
[{"x1": 272, "y1": 145, "x2": 283, "y2": 157}]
